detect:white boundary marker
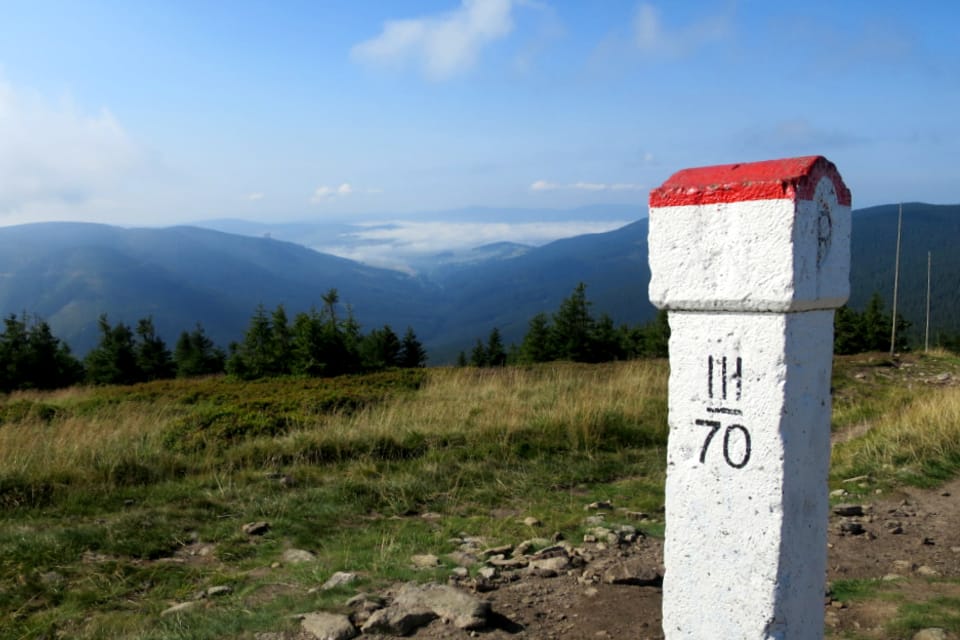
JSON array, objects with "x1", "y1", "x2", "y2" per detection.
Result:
[{"x1": 648, "y1": 156, "x2": 851, "y2": 639}]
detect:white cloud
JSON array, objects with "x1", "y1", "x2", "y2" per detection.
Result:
[
  {"x1": 530, "y1": 179, "x2": 558, "y2": 191},
  {"x1": 318, "y1": 219, "x2": 633, "y2": 269},
  {"x1": 632, "y1": 3, "x2": 730, "y2": 58},
  {"x1": 311, "y1": 182, "x2": 355, "y2": 203},
  {"x1": 351, "y1": 0, "x2": 515, "y2": 80},
  {"x1": 245, "y1": 192, "x2": 265, "y2": 201},
  {"x1": 0, "y1": 79, "x2": 141, "y2": 219},
  {"x1": 529, "y1": 180, "x2": 646, "y2": 192}
]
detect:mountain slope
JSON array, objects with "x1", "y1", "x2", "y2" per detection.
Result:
[
  {"x1": 849, "y1": 203, "x2": 960, "y2": 343},
  {"x1": 0, "y1": 203, "x2": 957, "y2": 362},
  {"x1": 0, "y1": 223, "x2": 436, "y2": 354},
  {"x1": 427, "y1": 219, "x2": 652, "y2": 359}
]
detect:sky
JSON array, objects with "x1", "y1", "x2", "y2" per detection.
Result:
[{"x1": 1, "y1": 0, "x2": 958, "y2": 241}]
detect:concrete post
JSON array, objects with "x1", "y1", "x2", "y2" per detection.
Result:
[{"x1": 648, "y1": 156, "x2": 851, "y2": 639}]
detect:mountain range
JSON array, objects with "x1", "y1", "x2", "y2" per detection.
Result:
[{"x1": 0, "y1": 202, "x2": 956, "y2": 362}]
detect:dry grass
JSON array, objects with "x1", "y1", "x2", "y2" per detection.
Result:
[
  {"x1": 0, "y1": 401, "x2": 179, "y2": 481},
  {"x1": 0, "y1": 361, "x2": 669, "y2": 492},
  {"x1": 832, "y1": 381, "x2": 960, "y2": 485},
  {"x1": 341, "y1": 361, "x2": 668, "y2": 440}
]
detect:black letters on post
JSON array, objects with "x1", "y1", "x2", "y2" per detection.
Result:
[{"x1": 699, "y1": 355, "x2": 750, "y2": 469}]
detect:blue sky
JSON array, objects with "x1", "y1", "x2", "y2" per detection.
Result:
[{"x1": 1, "y1": 0, "x2": 958, "y2": 233}]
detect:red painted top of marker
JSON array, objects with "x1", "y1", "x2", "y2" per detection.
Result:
[{"x1": 649, "y1": 155, "x2": 851, "y2": 208}]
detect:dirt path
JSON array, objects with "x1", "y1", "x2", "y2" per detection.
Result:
[{"x1": 350, "y1": 477, "x2": 960, "y2": 640}]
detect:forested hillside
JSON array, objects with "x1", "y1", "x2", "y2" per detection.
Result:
[
  {"x1": 0, "y1": 223, "x2": 437, "y2": 355},
  {"x1": 849, "y1": 203, "x2": 960, "y2": 343}
]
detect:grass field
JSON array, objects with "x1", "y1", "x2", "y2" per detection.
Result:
[{"x1": 1, "y1": 353, "x2": 959, "y2": 638}]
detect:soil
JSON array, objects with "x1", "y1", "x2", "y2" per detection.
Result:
[
  {"x1": 371, "y1": 477, "x2": 960, "y2": 640},
  {"x1": 361, "y1": 356, "x2": 960, "y2": 640}
]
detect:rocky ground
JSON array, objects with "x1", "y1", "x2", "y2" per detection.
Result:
[{"x1": 238, "y1": 475, "x2": 960, "y2": 640}]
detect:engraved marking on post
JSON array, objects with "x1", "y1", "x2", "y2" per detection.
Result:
[
  {"x1": 707, "y1": 355, "x2": 742, "y2": 402},
  {"x1": 700, "y1": 355, "x2": 749, "y2": 469}
]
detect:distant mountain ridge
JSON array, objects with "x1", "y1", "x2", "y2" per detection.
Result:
[
  {"x1": 0, "y1": 222, "x2": 437, "y2": 355},
  {"x1": 0, "y1": 203, "x2": 957, "y2": 361}
]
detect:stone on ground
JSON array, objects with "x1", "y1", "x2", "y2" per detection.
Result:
[{"x1": 301, "y1": 611, "x2": 358, "y2": 640}]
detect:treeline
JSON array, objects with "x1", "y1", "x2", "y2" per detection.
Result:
[
  {"x1": 225, "y1": 290, "x2": 425, "y2": 380},
  {"x1": 461, "y1": 283, "x2": 670, "y2": 366},
  {"x1": 834, "y1": 292, "x2": 911, "y2": 355},
  {"x1": 0, "y1": 289, "x2": 426, "y2": 392},
  {"x1": 463, "y1": 284, "x2": 933, "y2": 369}
]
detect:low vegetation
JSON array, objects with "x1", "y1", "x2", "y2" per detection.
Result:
[
  {"x1": 1, "y1": 352, "x2": 959, "y2": 638},
  {"x1": 0, "y1": 361, "x2": 667, "y2": 638}
]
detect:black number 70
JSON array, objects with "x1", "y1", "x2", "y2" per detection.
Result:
[{"x1": 695, "y1": 419, "x2": 751, "y2": 469}]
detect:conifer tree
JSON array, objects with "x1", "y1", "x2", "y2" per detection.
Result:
[
  {"x1": 520, "y1": 313, "x2": 553, "y2": 363},
  {"x1": 227, "y1": 304, "x2": 274, "y2": 379},
  {"x1": 469, "y1": 339, "x2": 487, "y2": 367},
  {"x1": 173, "y1": 324, "x2": 225, "y2": 377},
  {"x1": 361, "y1": 325, "x2": 401, "y2": 370},
  {"x1": 398, "y1": 327, "x2": 427, "y2": 368},
  {"x1": 270, "y1": 305, "x2": 293, "y2": 374},
  {"x1": 486, "y1": 327, "x2": 507, "y2": 367},
  {"x1": 85, "y1": 315, "x2": 142, "y2": 385},
  {"x1": 0, "y1": 313, "x2": 83, "y2": 391},
  {"x1": 135, "y1": 317, "x2": 175, "y2": 381},
  {"x1": 552, "y1": 282, "x2": 595, "y2": 362}
]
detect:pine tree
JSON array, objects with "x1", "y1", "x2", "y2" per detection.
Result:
[
  {"x1": 0, "y1": 313, "x2": 83, "y2": 391},
  {"x1": 862, "y1": 293, "x2": 888, "y2": 352},
  {"x1": 469, "y1": 339, "x2": 487, "y2": 367},
  {"x1": 520, "y1": 313, "x2": 553, "y2": 363},
  {"x1": 486, "y1": 327, "x2": 507, "y2": 367},
  {"x1": 833, "y1": 306, "x2": 864, "y2": 355},
  {"x1": 552, "y1": 283, "x2": 595, "y2": 362},
  {"x1": 85, "y1": 315, "x2": 142, "y2": 385},
  {"x1": 0, "y1": 314, "x2": 29, "y2": 391},
  {"x1": 361, "y1": 325, "x2": 401, "y2": 370},
  {"x1": 227, "y1": 304, "x2": 274, "y2": 379},
  {"x1": 270, "y1": 305, "x2": 293, "y2": 375},
  {"x1": 173, "y1": 324, "x2": 225, "y2": 377},
  {"x1": 135, "y1": 317, "x2": 174, "y2": 381},
  {"x1": 398, "y1": 327, "x2": 427, "y2": 368},
  {"x1": 291, "y1": 308, "x2": 325, "y2": 376}
]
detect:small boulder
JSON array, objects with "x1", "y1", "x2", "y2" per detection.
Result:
[
  {"x1": 361, "y1": 606, "x2": 437, "y2": 636},
  {"x1": 396, "y1": 582, "x2": 492, "y2": 630},
  {"x1": 282, "y1": 549, "x2": 317, "y2": 564},
  {"x1": 322, "y1": 571, "x2": 358, "y2": 590},
  {"x1": 602, "y1": 557, "x2": 663, "y2": 586},
  {"x1": 411, "y1": 554, "x2": 440, "y2": 569},
  {"x1": 301, "y1": 611, "x2": 358, "y2": 640},
  {"x1": 833, "y1": 504, "x2": 865, "y2": 517}
]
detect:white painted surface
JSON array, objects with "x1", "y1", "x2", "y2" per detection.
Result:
[
  {"x1": 662, "y1": 311, "x2": 832, "y2": 639},
  {"x1": 649, "y1": 176, "x2": 850, "y2": 313}
]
